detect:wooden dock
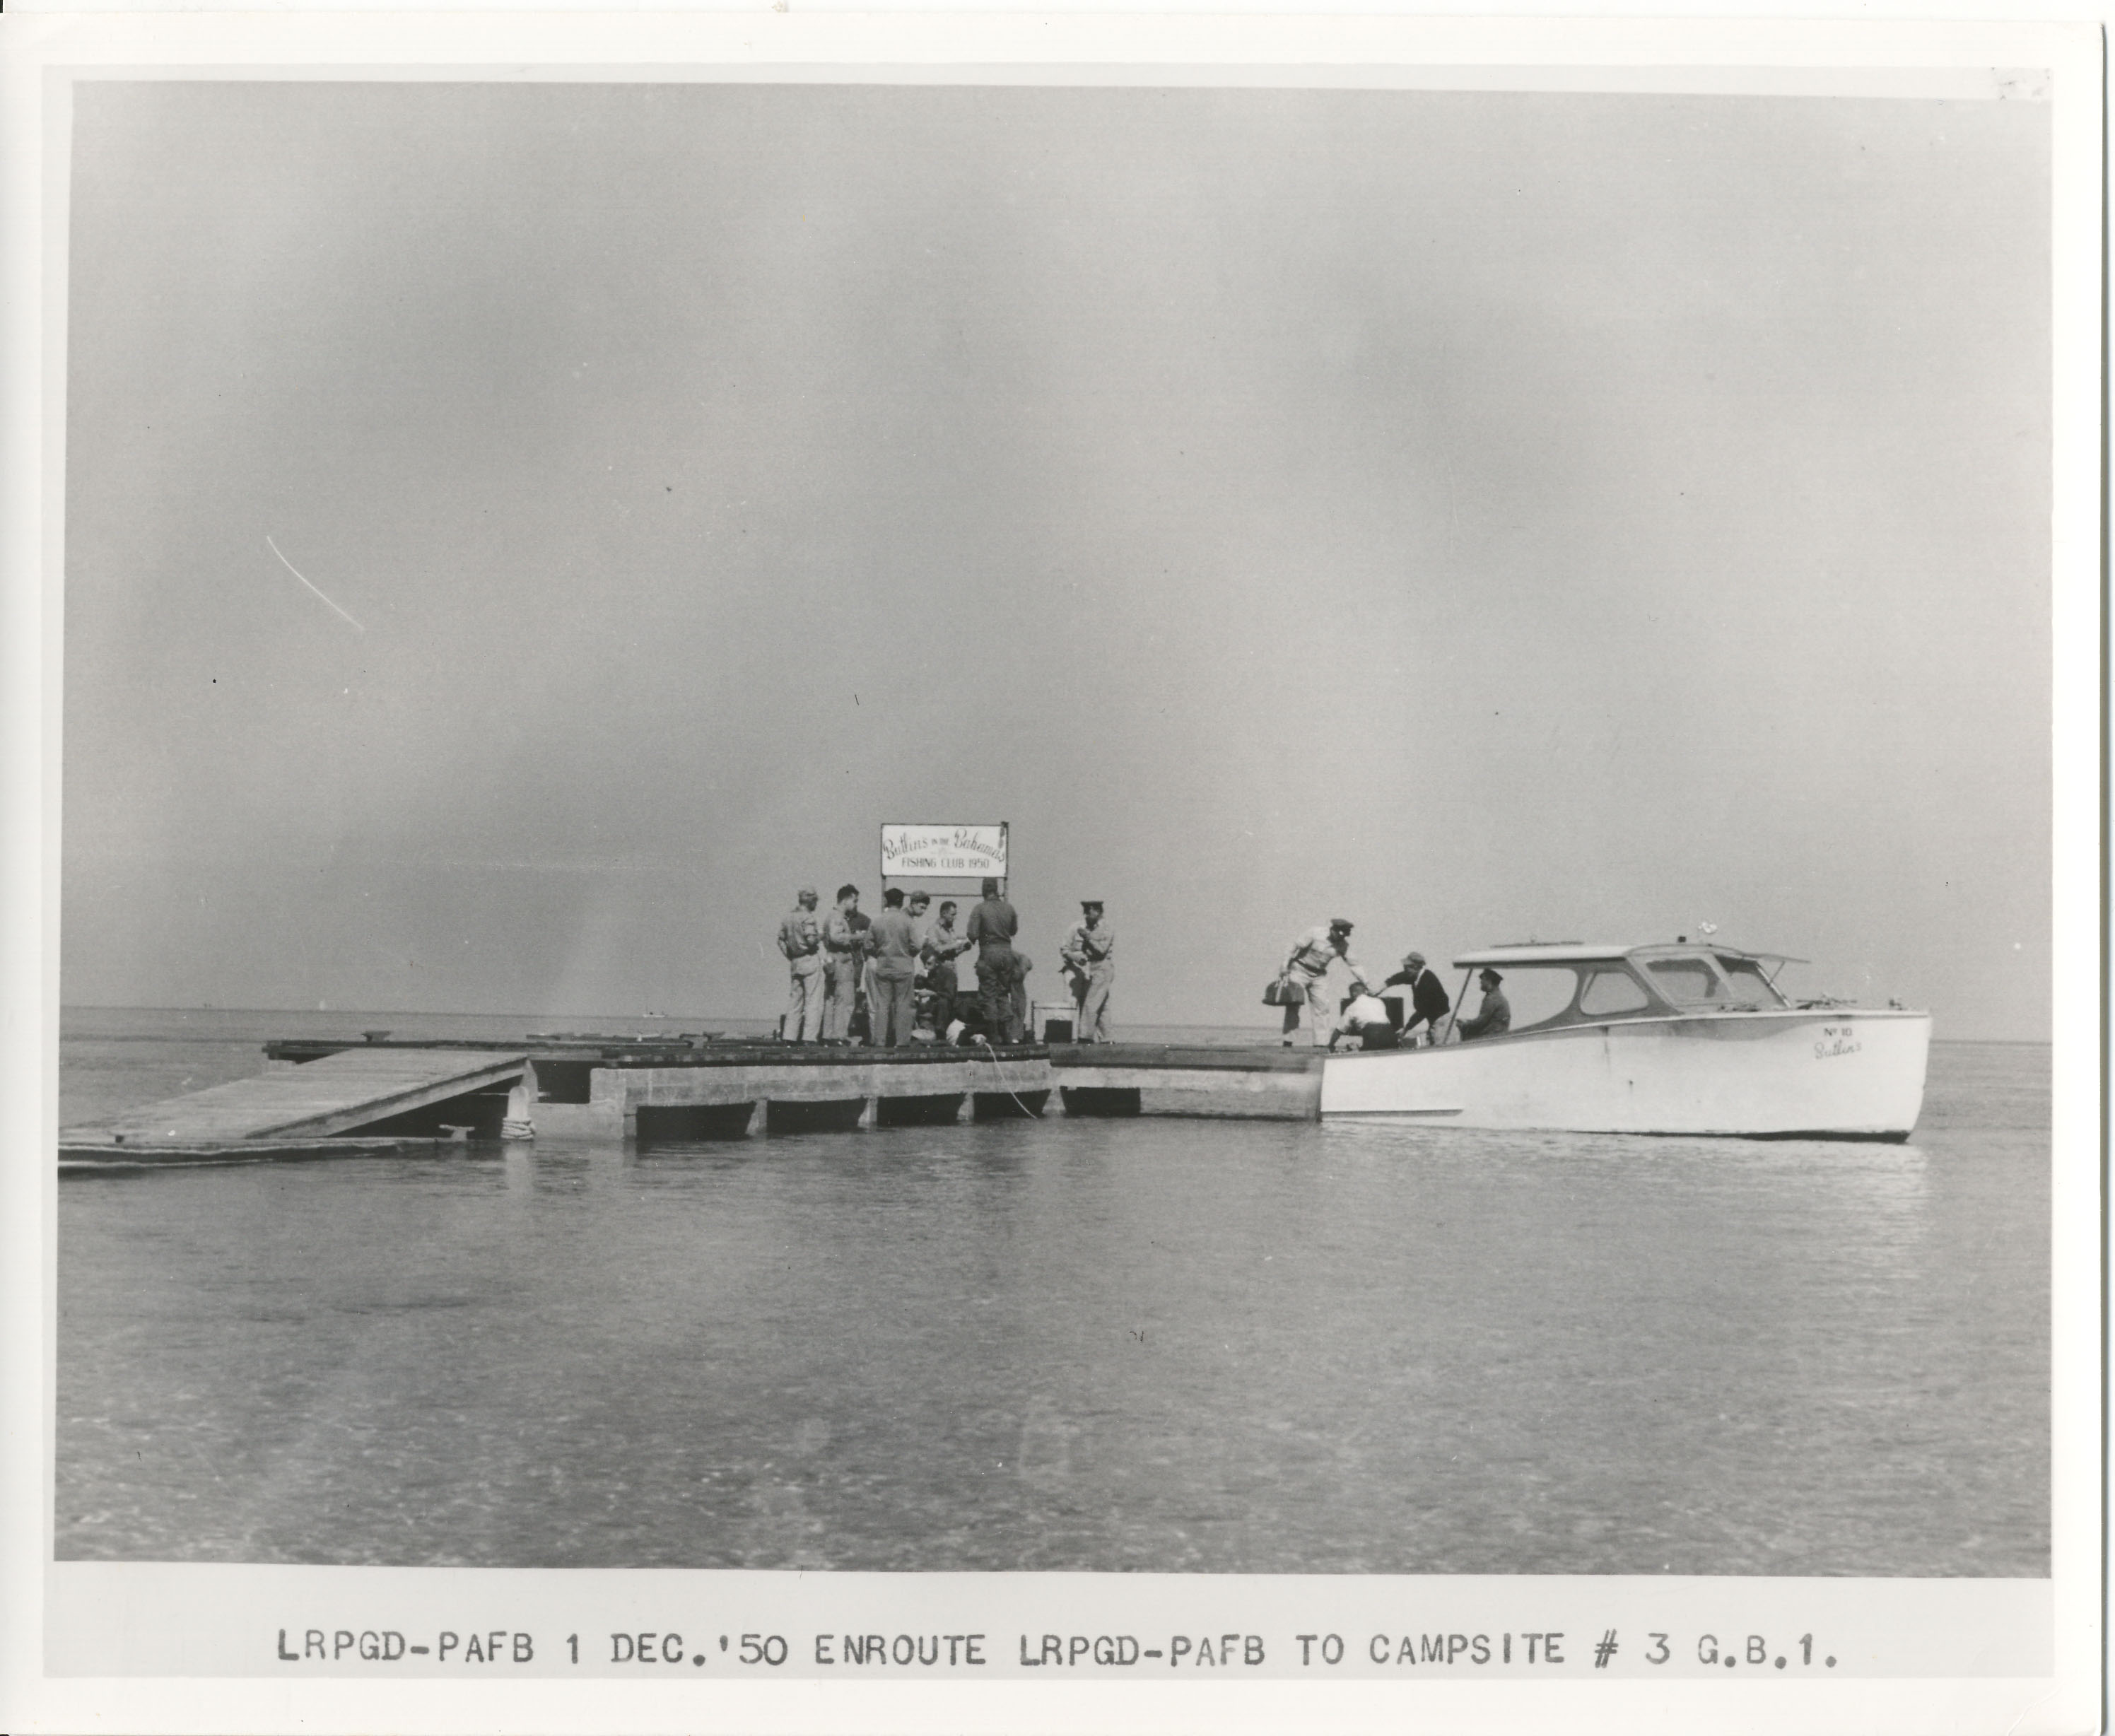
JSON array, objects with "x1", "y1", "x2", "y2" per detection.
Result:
[
  {"x1": 59, "y1": 1036, "x2": 1325, "y2": 1167},
  {"x1": 64, "y1": 1047, "x2": 531, "y2": 1147}
]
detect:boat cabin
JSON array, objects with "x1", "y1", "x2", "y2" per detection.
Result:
[{"x1": 1446, "y1": 942, "x2": 1801, "y2": 1039}]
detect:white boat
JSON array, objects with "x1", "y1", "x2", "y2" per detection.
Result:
[{"x1": 1321, "y1": 942, "x2": 1931, "y2": 1139}]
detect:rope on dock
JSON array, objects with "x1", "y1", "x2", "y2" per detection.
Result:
[{"x1": 975, "y1": 1036, "x2": 1044, "y2": 1118}]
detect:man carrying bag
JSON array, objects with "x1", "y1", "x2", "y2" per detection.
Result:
[{"x1": 1272, "y1": 917, "x2": 1371, "y2": 1048}]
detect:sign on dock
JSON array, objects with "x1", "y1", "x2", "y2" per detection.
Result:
[{"x1": 879, "y1": 822, "x2": 1007, "y2": 879}]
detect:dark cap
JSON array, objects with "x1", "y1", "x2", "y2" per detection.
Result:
[
  {"x1": 1081, "y1": 899, "x2": 1103, "y2": 911},
  {"x1": 1329, "y1": 917, "x2": 1353, "y2": 933},
  {"x1": 1479, "y1": 967, "x2": 1503, "y2": 983}
]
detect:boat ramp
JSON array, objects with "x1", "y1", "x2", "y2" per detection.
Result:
[{"x1": 60, "y1": 1035, "x2": 1322, "y2": 1168}]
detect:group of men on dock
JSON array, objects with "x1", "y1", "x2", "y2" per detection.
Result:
[
  {"x1": 780, "y1": 886, "x2": 1506, "y2": 1052},
  {"x1": 775, "y1": 880, "x2": 1115, "y2": 1048},
  {"x1": 1277, "y1": 918, "x2": 1510, "y2": 1050}
]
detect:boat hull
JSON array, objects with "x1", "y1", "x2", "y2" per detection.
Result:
[{"x1": 1320, "y1": 1009, "x2": 1931, "y2": 1138}]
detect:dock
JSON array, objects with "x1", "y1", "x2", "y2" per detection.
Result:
[
  {"x1": 1048, "y1": 1043, "x2": 1322, "y2": 1120},
  {"x1": 60, "y1": 1034, "x2": 1324, "y2": 1166},
  {"x1": 62, "y1": 1046, "x2": 531, "y2": 1147}
]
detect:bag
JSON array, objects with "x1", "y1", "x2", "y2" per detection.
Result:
[{"x1": 1262, "y1": 975, "x2": 1301, "y2": 1007}]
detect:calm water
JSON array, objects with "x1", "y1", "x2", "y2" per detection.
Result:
[{"x1": 57, "y1": 1010, "x2": 2049, "y2": 1575}]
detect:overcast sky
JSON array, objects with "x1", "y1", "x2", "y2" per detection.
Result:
[{"x1": 61, "y1": 81, "x2": 2051, "y2": 1037}]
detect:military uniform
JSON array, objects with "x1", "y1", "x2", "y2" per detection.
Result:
[
  {"x1": 821, "y1": 908, "x2": 864, "y2": 1042},
  {"x1": 1282, "y1": 922, "x2": 1371, "y2": 1048},
  {"x1": 864, "y1": 906, "x2": 920, "y2": 1047},
  {"x1": 1060, "y1": 913, "x2": 1116, "y2": 1042},
  {"x1": 776, "y1": 903, "x2": 825, "y2": 1043},
  {"x1": 966, "y1": 893, "x2": 1021, "y2": 1043},
  {"x1": 1458, "y1": 982, "x2": 1511, "y2": 1041}
]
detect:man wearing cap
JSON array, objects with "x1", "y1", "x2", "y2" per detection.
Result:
[
  {"x1": 1457, "y1": 967, "x2": 1513, "y2": 1042},
  {"x1": 965, "y1": 876, "x2": 1023, "y2": 1043},
  {"x1": 1381, "y1": 951, "x2": 1452, "y2": 1045},
  {"x1": 1279, "y1": 917, "x2": 1373, "y2": 1048},
  {"x1": 776, "y1": 886, "x2": 826, "y2": 1043},
  {"x1": 863, "y1": 888, "x2": 921, "y2": 1047},
  {"x1": 819, "y1": 884, "x2": 865, "y2": 1044},
  {"x1": 1060, "y1": 901, "x2": 1116, "y2": 1043}
]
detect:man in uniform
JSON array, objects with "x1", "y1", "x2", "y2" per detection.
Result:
[
  {"x1": 1279, "y1": 917, "x2": 1372, "y2": 1048},
  {"x1": 1009, "y1": 953, "x2": 1036, "y2": 1040},
  {"x1": 1457, "y1": 967, "x2": 1512, "y2": 1041},
  {"x1": 820, "y1": 884, "x2": 865, "y2": 1043},
  {"x1": 863, "y1": 888, "x2": 920, "y2": 1047},
  {"x1": 920, "y1": 898, "x2": 971, "y2": 1039},
  {"x1": 1381, "y1": 950, "x2": 1452, "y2": 1045},
  {"x1": 965, "y1": 876, "x2": 1022, "y2": 1043},
  {"x1": 1060, "y1": 900, "x2": 1116, "y2": 1043},
  {"x1": 776, "y1": 885, "x2": 826, "y2": 1043}
]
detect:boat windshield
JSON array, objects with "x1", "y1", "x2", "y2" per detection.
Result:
[
  {"x1": 1715, "y1": 956, "x2": 1788, "y2": 1009},
  {"x1": 1641, "y1": 954, "x2": 1788, "y2": 1009}
]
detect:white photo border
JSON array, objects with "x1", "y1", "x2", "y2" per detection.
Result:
[{"x1": 0, "y1": 12, "x2": 2101, "y2": 1735}]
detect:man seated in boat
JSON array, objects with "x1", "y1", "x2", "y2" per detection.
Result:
[{"x1": 1455, "y1": 967, "x2": 1511, "y2": 1041}]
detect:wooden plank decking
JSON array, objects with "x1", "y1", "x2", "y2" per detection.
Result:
[{"x1": 62, "y1": 1047, "x2": 529, "y2": 1148}]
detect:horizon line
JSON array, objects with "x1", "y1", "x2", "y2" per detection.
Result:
[{"x1": 53, "y1": 1004, "x2": 2053, "y2": 1045}]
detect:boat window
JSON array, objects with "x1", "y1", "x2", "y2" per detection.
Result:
[
  {"x1": 1716, "y1": 957, "x2": 1788, "y2": 1008},
  {"x1": 1644, "y1": 958, "x2": 1725, "y2": 1005},
  {"x1": 1491, "y1": 966, "x2": 1585, "y2": 1032},
  {"x1": 1578, "y1": 968, "x2": 1651, "y2": 1016}
]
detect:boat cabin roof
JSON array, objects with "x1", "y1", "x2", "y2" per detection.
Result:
[{"x1": 1451, "y1": 942, "x2": 1805, "y2": 969}]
